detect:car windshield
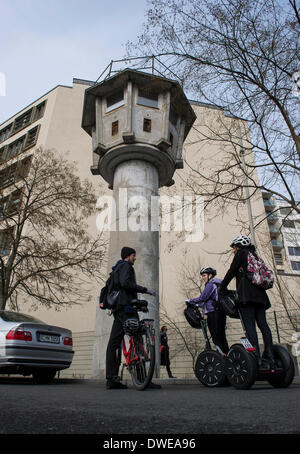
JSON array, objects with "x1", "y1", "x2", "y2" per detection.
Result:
[{"x1": 0, "y1": 311, "x2": 45, "y2": 324}]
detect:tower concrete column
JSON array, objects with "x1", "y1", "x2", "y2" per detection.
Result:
[{"x1": 92, "y1": 159, "x2": 159, "y2": 378}]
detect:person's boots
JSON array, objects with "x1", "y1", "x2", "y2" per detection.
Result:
[
  {"x1": 262, "y1": 346, "x2": 276, "y2": 371},
  {"x1": 106, "y1": 376, "x2": 128, "y2": 389}
]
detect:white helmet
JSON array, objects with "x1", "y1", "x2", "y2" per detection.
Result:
[{"x1": 230, "y1": 235, "x2": 252, "y2": 248}]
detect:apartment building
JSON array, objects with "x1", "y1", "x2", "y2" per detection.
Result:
[
  {"x1": 0, "y1": 77, "x2": 297, "y2": 378},
  {"x1": 262, "y1": 192, "x2": 300, "y2": 275}
]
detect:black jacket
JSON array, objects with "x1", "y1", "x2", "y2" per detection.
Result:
[
  {"x1": 160, "y1": 331, "x2": 169, "y2": 349},
  {"x1": 219, "y1": 248, "x2": 271, "y2": 308},
  {"x1": 113, "y1": 260, "x2": 147, "y2": 309}
]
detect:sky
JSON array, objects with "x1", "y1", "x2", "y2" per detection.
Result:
[{"x1": 0, "y1": 0, "x2": 148, "y2": 124}]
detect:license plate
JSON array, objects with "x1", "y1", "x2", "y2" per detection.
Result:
[
  {"x1": 240, "y1": 337, "x2": 255, "y2": 350},
  {"x1": 38, "y1": 334, "x2": 60, "y2": 344}
]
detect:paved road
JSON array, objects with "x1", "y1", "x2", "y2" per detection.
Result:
[{"x1": 0, "y1": 377, "x2": 299, "y2": 435}]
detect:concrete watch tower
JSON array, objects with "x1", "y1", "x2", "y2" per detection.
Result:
[{"x1": 81, "y1": 69, "x2": 196, "y2": 378}]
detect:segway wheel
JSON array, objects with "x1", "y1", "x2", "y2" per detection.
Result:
[
  {"x1": 226, "y1": 344, "x2": 257, "y2": 390},
  {"x1": 194, "y1": 350, "x2": 227, "y2": 387},
  {"x1": 267, "y1": 345, "x2": 295, "y2": 388}
]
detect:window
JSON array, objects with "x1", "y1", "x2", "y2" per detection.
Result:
[
  {"x1": 143, "y1": 118, "x2": 152, "y2": 132},
  {"x1": 0, "y1": 146, "x2": 6, "y2": 162},
  {"x1": 0, "y1": 228, "x2": 14, "y2": 256},
  {"x1": 17, "y1": 156, "x2": 32, "y2": 180},
  {"x1": 111, "y1": 121, "x2": 119, "y2": 136},
  {"x1": 137, "y1": 88, "x2": 159, "y2": 109},
  {"x1": 0, "y1": 125, "x2": 12, "y2": 143},
  {"x1": 8, "y1": 190, "x2": 21, "y2": 216},
  {"x1": 12, "y1": 109, "x2": 33, "y2": 134},
  {"x1": 291, "y1": 261, "x2": 300, "y2": 271},
  {"x1": 0, "y1": 157, "x2": 31, "y2": 190},
  {"x1": 0, "y1": 163, "x2": 17, "y2": 188},
  {"x1": 24, "y1": 126, "x2": 39, "y2": 149},
  {"x1": 32, "y1": 101, "x2": 45, "y2": 122},
  {"x1": 0, "y1": 196, "x2": 9, "y2": 219},
  {"x1": 106, "y1": 90, "x2": 124, "y2": 113},
  {"x1": 6, "y1": 136, "x2": 25, "y2": 161},
  {"x1": 288, "y1": 246, "x2": 300, "y2": 256},
  {"x1": 274, "y1": 253, "x2": 283, "y2": 265}
]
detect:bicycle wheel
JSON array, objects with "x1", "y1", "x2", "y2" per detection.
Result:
[{"x1": 130, "y1": 328, "x2": 155, "y2": 391}]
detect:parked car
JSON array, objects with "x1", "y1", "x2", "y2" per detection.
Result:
[{"x1": 0, "y1": 310, "x2": 74, "y2": 383}]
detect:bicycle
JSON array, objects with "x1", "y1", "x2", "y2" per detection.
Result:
[{"x1": 120, "y1": 299, "x2": 156, "y2": 390}]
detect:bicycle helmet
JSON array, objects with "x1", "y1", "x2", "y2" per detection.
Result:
[
  {"x1": 200, "y1": 267, "x2": 217, "y2": 277},
  {"x1": 230, "y1": 235, "x2": 252, "y2": 248},
  {"x1": 123, "y1": 318, "x2": 139, "y2": 335}
]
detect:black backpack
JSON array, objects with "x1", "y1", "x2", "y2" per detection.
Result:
[
  {"x1": 218, "y1": 290, "x2": 239, "y2": 319},
  {"x1": 99, "y1": 264, "x2": 121, "y2": 310},
  {"x1": 184, "y1": 304, "x2": 203, "y2": 329}
]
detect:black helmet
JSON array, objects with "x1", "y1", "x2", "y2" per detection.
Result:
[{"x1": 200, "y1": 267, "x2": 217, "y2": 277}]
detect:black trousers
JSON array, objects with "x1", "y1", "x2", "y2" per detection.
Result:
[
  {"x1": 238, "y1": 303, "x2": 273, "y2": 357},
  {"x1": 106, "y1": 310, "x2": 139, "y2": 380},
  {"x1": 207, "y1": 310, "x2": 229, "y2": 354}
]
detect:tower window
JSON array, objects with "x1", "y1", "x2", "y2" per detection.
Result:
[
  {"x1": 137, "y1": 89, "x2": 159, "y2": 109},
  {"x1": 106, "y1": 90, "x2": 124, "y2": 113},
  {"x1": 143, "y1": 118, "x2": 152, "y2": 132},
  {"x1": 112, "y1": 121, "x2": 119, "y2": 136}
]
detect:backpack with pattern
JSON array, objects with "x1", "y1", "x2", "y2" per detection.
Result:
[{"x1": 246, "y1": 252, "x2": 274, "y2": 290}]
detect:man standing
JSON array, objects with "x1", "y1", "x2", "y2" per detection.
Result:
[{"x1": 106, "y1": 246, "x2": 160, "y2": 389}]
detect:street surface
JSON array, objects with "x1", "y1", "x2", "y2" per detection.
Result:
[{"x1": 0, "y1": 377, "x2": 299, "y2": 435}]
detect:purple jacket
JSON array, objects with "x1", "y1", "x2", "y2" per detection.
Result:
[{"x1": 188, "y1": 278, "x2": 222, "y2": 314}]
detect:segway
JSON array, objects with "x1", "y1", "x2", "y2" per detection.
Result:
[
  {"x1": 184, "y1": 302, "x2": 228, "y2": 387},
  {"x1": 225, "y1": 307, "x2": 295, "y2": 390}
]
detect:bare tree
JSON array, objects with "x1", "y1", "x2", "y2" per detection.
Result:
[
  {"x1": 0, "y1": 148, "x2": 107, "y2": 310},
  {"x1": 127, "y1": 0, "x2": 300, "y2": 214}
]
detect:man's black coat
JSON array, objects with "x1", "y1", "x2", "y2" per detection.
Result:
[{"x1": 113, "y1": 260, "x2": 147, "y2": 309}]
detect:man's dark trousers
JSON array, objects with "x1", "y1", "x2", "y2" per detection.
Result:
[{"x1": 106, "y1": 310, "x2": 139, "y2": 380}]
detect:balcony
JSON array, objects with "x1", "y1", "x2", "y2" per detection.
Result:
[
  {"x1": 266, "y1": 213, "x2": 278, "y2": 224},
  {"x1": 272, "y1": 239, "x2": 284, "y2": 251},
  {"x1": 268, "y1": 225, "x2": 281, "y2": 238},
  {"x1": 263, "y1": 198, "x2": 276, "y2": 212}
]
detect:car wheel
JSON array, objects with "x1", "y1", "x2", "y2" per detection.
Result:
[{"x1": 32, "y1": 369, "x2": 57, "y2": 384}]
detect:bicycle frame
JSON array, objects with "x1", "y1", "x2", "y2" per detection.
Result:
[{"x1": 122, "y1": 335, "x2": 138, "y2": 366}]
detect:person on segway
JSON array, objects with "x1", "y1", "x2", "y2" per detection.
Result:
[
  {"x1": 219, "y1": 235, "x2": 275, "y2": 370},
  {"x1": 186, "y1": 267, "x2": 229, "y2": 355}
]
